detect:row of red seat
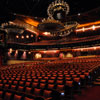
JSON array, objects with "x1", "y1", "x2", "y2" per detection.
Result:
[
  {"x1": 0, "y1": 88, "x2": 44, "y2": 100},
  {"x1": 0, "y1": 59, "x2": 100, "y2": 100}
]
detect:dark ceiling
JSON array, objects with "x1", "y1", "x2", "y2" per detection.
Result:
[{"x1": 0, "y1": 0, "x2": 100, "y2": 18}]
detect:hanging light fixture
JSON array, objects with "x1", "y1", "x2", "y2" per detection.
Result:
[
  {"x1": 47, "y1": 0, "x2": 70, "y2": 20},
  {"x1": 37, "y1": 0, "x2": 78, "y2": 37}
]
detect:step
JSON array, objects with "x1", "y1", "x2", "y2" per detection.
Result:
[
  {"x1": 96, "y1": 79, "x2": 100, "y2": 82},
  {"x1": 98, "y1": 76, "x2": 100, "y2": 79},
  {"x1": 93, "y1": 81, "x2": 100, "y2": 85}
]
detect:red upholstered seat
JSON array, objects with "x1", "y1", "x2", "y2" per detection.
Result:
[
  {"x1": 0, "y1": 91, "x2": 3, "y2": 98},
  {"x1": 44, "y1": 77, "x2": 49, "y2": 80},
  {"x1": 50, "y1": 77, "x2": 56, "y2": 80},
  {"x1": 34, "y1": 88, "x2": 41, "y2": 96},
  {"x1": 21, "y1": 78, "x2": 26, "y2": 81},
  {"x1": 0, "y1": 80, "x2": 2, "y2": 83},
  {"x1": 11, "y1": 78, "x2": 15, "y2": 80},
  {"x1": 10, "y1": 85, "x2": 16, "y2": 90},
  {"x1": 66, "y1": 81, "x2": 73, "y2": 87},
  {"x1": 65, "y1": 75, "x2": 70, "y2": 77},
  {"x1": 74, "y1": 78, "x2": 80, "y2": 82},
  {"x1": 27, "y1": 79, "x2": 32, "y2": 82},
  {"x1": 4, "y1": 92, "x2": 12, "y2": 100},
  {"x1": 3, "y1": 80, "x2": 7, "y2": 84},
  {"x1": 40, "y1": 83, "x2": 46, "y2": 89},
  {"x1": 80, "y1": 75, "x2": 85, "y2": 79},
  {"x1": 4, "y1": 84, "x2": 10, "y2": 89},
  {"x1": 56, "y1": 85, "x2": 64, "y2": 91},
  {"x1": 84, "y1": 72, "x2": 89, "y2": 76},
  {"x1": 8, "y1": 80, "x2": 13, "y2": 84},
  {"x1": 32, "y1": 82, "x2": 38, "y2": 88},
  {"x1": 0, "y1": 84, "x2": 3, "y2": 88},
  {"x1": 19, "y1": 81, "x2": 24, "y2": 86},
  {"x1": 17, "y1": 86, "x2": 24, "y2": 92},
  {"x1": 25, "y1": 82, "x2": 31, "y2": 86},
  {"x1": 48, "y1": 80, "x2": 54, "y2": 84},
  {"x1": 24, "y1": 97, "x2": 34, "y2": 100},
  {"x1": 34, "y1": 79, "x2": 39, "y2": 82},
  {"x1": 52, "y1": 75, "x2": 57, "y2": 77},
  {"x1": 43, "y1": 90, "x2": 52, "y2": 98},
  {"x1": 40, "y1": 79, "x2": 46, "y2": 83},
  {"x1": 56, "y1": 80, "x2": 63, "y2": 84},
  {"x1": 13, "y1": 81, "x2": 18, "y2": 85},
  {"x1": 58, "y1": 75, "x2": 63, "y2": 77},
  {"x1": 65, "y1": 77, "x2": 71, "y2": 81},
  {"x1": 16, "y1": 78, "x2": 20, "y2": 81},
  {"x1": 57, "y1": 77, "x2": 63, "y2": 80},
  {"x1": 25, "y1": 87, "x2": 32, "y2": 93},
  {"x1": 13, "y1": 94, "x2": 22, "y2": 100},
  {"x1": 38, "y1": 77, "x2": 42, "y2": 79},
  {"x1": 77, "y1": 72, "x2": 81, "y2": 75},
  {"x1": 48, "y1": 84, "x2": 54, "y2": 89},
  {"x1": 72, "y1": 75, "x2": 77, "y2": 78}
]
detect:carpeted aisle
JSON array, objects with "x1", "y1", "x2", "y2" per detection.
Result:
[{"x1": 74, "y1": 86, "x2": 100, "y2": 100}]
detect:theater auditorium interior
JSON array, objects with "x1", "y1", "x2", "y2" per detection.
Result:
[{"x1": 0, "y1": 0, "x2": 100, "y2": 100}]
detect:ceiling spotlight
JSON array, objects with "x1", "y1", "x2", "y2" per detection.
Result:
[
  {"x1": 78, "y1": 13, "x2": 81, "y2": 16},
  {"x1": 92, "y1": 25, "x2": 95, "y2": 30},
  {"x1": 15, "y1": 50, "x2": 18, "y2": 54},
  {"x1": 28, "y1": 51, "x2": 31, "y2": 54},
  {"x1": 31, "y1": 34, "x2": 34, "y2": 37},
  {"x1": 9, "y1": 48, "x2": 13, "y2": 53},
  {"x1": 21, "y1": 36, "x2": 24, "y2": 39},
  {"x1": 82, "y1": 27, "x2": 85, "y2": 32},
  {"x1": 43, "y1": 32, "x2": 51, "y2": 36},
  {"x1": 16, "y1": 35, "x2": 19, "y2": 38},
  {"x1": 26, "y1": 35, "x2": 29, "y2": 38}
]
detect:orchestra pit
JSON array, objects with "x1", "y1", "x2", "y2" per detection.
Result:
[{"x1": 0, "y1": 0, "x2": 100, "y2": 100}]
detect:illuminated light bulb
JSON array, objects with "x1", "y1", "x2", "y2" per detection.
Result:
[
  {"x1": 9, "y1": 48, "x2": 13, "y2": 53},
  {"x1": 94, "y1": 47, "x2": 96, "y2": 50},
  {"x1": 88, "y1": 76, "x2": 91, "y2": 79},
  {"x1": 16, "y1": 35, "x2": 19, "y2": 38},
  {"x1": 92, "y1": 25, "x2": 95, "y2": 30},
  {"x1": 35, "y1": 53, "x2": 42, "y2": 59},
  {"x1": 38, "y1": 37, "x2": 41, "y2": 40},
  {"x1": 26, "y1": 35, "x2": 29, "y2": 38},
  {"x1": 53, "y1": 50, "x2": 58, "y2": 53},
  {"x1": 15, "y1": 50, "x2": 18, "y2": 58},
  {"x1": 22, "y1": 51, "x2": 26, "y2": 59},
  {"x1": 43, "y1": 32, "x2": 51, "y2": 36},
  {"x1": 61, "y1": 92, "x2": 65, "y2": 96},
  {"x1": 28, "y1": 51, "x2": 31, "y2": 54},
  {"x1": 23, "y1": 51, "x2": 26, "y2": 54},
  {"x1": 15, "y1": 50, "x2": 18, "y2": 54},
  {"x1": 21, "y1": 35, "x2": 24, "y2": 39},
  {"x1": 78, "y1": 13, "x2": 81, "y2": 16},
  {"x1": 82, "y1": 27, "x2": 85, "y2": 32},
  {"x1": 81, "y1": 49, "x2": 83, "y2": 51},
  {"x1": 31, "y1": 34, "x2": 34, "y2": 37},
  {"x1": 78, "y1": 82, "x2": 81, "y2": 85},
  {"x1": 43, "y1": 51, "x2": 46, "y2": 53}
]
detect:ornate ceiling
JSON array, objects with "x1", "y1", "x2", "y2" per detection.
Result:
[{"x1": 0, "y1": 0, "x2": 100, "y2": 49}]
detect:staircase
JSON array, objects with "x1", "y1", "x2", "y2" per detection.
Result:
[{"x1": 93, "y1": 76, "x2": 100, "y2": 85}]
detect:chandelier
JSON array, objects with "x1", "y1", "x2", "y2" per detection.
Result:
[
  {"x1": 37, "y1": 0, "x2": 78, "y2": 37},
  {"x1": 47, "y1": 0, "x2": 70, "y2": 20}
]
